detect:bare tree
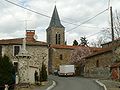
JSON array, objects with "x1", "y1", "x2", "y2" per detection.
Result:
[
  {"x1": 113, "y1": 11, "x2": 120, "y2": 39},
  {"x1": 91, "y1": 11, "x2": 120, "y2": 47},
  {"x1": 101, "y1": 11, "x2": 120, "y2": 40},
  {"x1": 90, "y1": 36, "x2": 108, "y2": 47}
]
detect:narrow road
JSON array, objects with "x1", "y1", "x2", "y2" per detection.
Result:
[{"x1": 49, "y1": 75, "x2": 104, "y2": 90}]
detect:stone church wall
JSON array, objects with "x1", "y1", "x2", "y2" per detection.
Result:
[{"x1": 50, "y1": 48, "x2": 73, "y2": 72}]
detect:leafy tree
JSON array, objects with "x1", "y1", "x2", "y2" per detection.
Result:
[
  {"x1": 73, "y1": 40, "x2": 78, "y2": 46},
  {"x1": 0, "y1": 55, "x2": 15, "y2": 90},
  {"x1": 40, "y1": 62, "x2": 47, "y2": 82},
  {"x1": 80, "y1": 37, "x2": 88, "y2": 46}
]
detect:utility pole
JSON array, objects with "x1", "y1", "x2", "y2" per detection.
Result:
[{"x1": 110, "y1": 6, "x2": 114, "y2": 41}]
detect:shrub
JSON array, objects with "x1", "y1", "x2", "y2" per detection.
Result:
[
  {"x1": 40, "y1": 62, "x2": 47, "y2": 82},
  {"x1": 0, "y1": 55, "x2": 15, "y2": 90}
]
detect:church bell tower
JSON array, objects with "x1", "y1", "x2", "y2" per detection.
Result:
[{"x1": 46, "y1": 6, "x2": 65, "y2": 45}]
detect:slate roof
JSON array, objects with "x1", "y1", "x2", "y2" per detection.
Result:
[{"x1": 48, "y1": 6, "x2": 64, "y2": 28}]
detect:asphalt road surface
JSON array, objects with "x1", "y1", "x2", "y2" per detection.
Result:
[{"x1": 49, "y1": 75, "x2": 104, "y2": 90}]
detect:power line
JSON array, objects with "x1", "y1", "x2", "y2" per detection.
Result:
[
  {"x1": 66, "y1": 8, "x2": 109, "y2": 32},
  {"x1": 86, "y1": 31, "x2": 101, "y2": 38},
  {"x1": 4, "y1": 0, "x2": 109, "y2": 31},
  {"x1": 4, "y1": 0, "x2": 86, "y2": 27},
  {"x1": 4, "y1": 0, "x2": 51, "y2": 18},
  {"x1": 108, "y1": 0, "x2": 111, "y2": 9}
]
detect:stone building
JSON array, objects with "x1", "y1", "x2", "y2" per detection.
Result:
[
  {"x1": 49, "y1": 45, "x2": 80, "y2": 73},
  {"x1": 46, "y1": 6, "x2": 106, "y2": 74},
  {"x1": 46, "y1": 6, "x2": 82, "y2": 73},
  {"x1": 84, "y1": 48, "x2": 113, "y2": 78},
  {"x1": 0, "y1": 30, "x2": 49, "y2": 84},
  {"x1": 84, "y1": 39, "x2": 120, "y2": 79},
  {"x1": 46, "y1": 6, "x2": 65, "y2": 45}
]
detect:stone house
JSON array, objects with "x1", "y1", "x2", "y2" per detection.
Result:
[
  {"x1": 84, "y1": 39, "x2": 120, "y2": 79},
  {"x1": 84, "y1": 48, "x2": 113, "y2": 78},
  {"x1": 0, "y1": 30, "x2": 49, "y2": 84},
  {"x1": 111, "y1": 46, "x2": 120, "y2": 80}
]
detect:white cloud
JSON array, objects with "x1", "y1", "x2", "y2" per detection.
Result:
[{"x1": 0, "y1": 0, "x2": 120, "y2": 45}]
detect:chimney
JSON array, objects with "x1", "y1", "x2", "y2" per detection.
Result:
[{"x1": 26, "y1": 30, "x2": 35, "y2": 42}]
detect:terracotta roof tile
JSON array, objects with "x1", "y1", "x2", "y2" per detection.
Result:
[
  {"x1": 50, "y1": 45, "x2": 104, "y2": 52},
  {"x1": 50, "y1": 45, "x2": 79, "y2": 49},
  {"x1": 0, "y1": 38, "x2": 48, "y2": 46},
  {"x1": 85, "y1": 47, "x2": 112, "y2": 59}
]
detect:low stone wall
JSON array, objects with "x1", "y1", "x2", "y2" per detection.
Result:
[{"x1": 84, "y1": 67, "x2": 111, "y2": 79}]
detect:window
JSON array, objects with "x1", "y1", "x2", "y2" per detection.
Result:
[
  {"x1": 0, "y1": 46, "x2": 2, "y2": 57},
  {"x1": 60, "y1": 54, "x2": 63, "y2": 60},
  {"x1": 56, "y1": 33, "x2": 61, "y2": 44},
  {"x1": 58, "y1": 34, "x2": 60, "y2": 44},
  {"x1": 13, "y1": 62, "x2": 18, "y2": 73},
  {"x1": 56, "y1": 34, "x2": 58, "y2": 44},
  {"x1": 96, "y1": 60, "x2": 99, "y2": 67},
  {"x1": 13, "y1": 45, "x2": 21, "y2": 56}
]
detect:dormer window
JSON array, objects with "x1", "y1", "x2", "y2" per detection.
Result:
[{"x1": 13, "y1": 45, "x2": 21, "y2": 56}]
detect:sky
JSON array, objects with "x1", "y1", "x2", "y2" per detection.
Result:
[{"x1": 0, "y1": 0, "x2": 120, "y2": 45}]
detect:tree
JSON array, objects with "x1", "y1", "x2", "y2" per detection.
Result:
[
  {"x1": 0, "y1": 55, "x2": 15, "y2": 90},
  {"x1": 80, "y1": 37, "x2": 88, "y2": 46},
  {"x1": 70, "y1": 46, "x2": 91, "y2": 65},
  {"x1": 90, "y1": 36, "x2": 107, "y2": 47},
  {"x1": 40, "y1": 62, "x2": 47, "y2": 82},
  {"x1": 99, "y1": 11, "x2": 120, "y2": 41},
  {"x1": 90, "y1": 11, "x2": 120, "y2": 47},
  {"x1": 113, "y1": 11, "x2": 120, "y2": 39},
  {"x1": 73, "y1": 40, "x2": 78, "y2": 46},
  {"x1": 69, "y1": 46, "x2": 91, "y2": 76}
]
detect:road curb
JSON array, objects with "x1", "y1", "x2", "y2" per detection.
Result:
[
  {"x1": 95, "y1": 80, "x2": 107, "y2": 90},
  {"x1": 46, "y1": 80, "x2": 56, "y2": 90}
]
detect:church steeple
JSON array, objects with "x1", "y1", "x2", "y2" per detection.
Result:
[
  {"x1": 49, "y1": 6, "x2": 64, "y2": 28},
  {"x1": 46, "y1": 6, "x2": 65, "y2": 45}
]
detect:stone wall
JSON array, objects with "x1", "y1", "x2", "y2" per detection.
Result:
[
  {"x1": 84, "y1": 51, "x2": 113, "y2": 79},
  {"x1": 47, "y1": 27, "x2": 65, "y2": 45},
  {"x1": 49, "y1": 48, "x2": 73, "y2": 73},
  {"x1": 2, "y1": 44, "x2": 49, "y2": 84}
]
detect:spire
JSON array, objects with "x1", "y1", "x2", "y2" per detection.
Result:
[{"x1": 49, "y1": 6, "x2": 64, "y2": 28}]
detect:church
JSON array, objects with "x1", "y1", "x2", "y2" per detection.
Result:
[{"x1": 0, "y1": 6, "x2": 77, "y2": 84}]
